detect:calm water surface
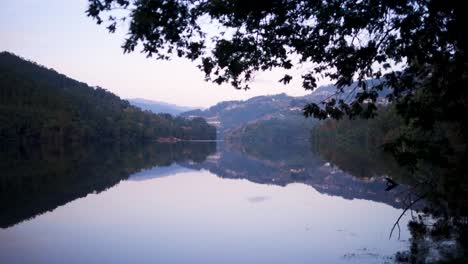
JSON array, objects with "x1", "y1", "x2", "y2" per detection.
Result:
[{"x1": 0, "y1": 142, "x2": 411, "y2": 263}]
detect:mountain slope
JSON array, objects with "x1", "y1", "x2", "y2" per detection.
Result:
[
  {"x1": 181, "y1": 93, "x2": 311, "y2": 135},
  {"x1": 0, "y1": 52, "x2": 216, "y2": 144},
  {"x1": 181, "y1": 80, "x2": 387, "y2": 138},
  {"x1": 128, "y1": 98, "x2": 196, "y2": 115}
]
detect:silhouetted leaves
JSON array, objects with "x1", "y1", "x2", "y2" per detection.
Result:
[{"x1": 86, "y1": 0, "x2": 468, "y2": 169}]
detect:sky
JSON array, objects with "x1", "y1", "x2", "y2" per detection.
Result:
[{"x1": 0, "y1": 0, "x2": 329, "y2": 108}]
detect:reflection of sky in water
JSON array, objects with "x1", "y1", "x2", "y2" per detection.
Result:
[{"x1": 0, "y1": 169, "x2": 411, "y2": 264}]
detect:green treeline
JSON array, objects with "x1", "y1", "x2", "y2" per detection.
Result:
[
  {"x1": 0, "y1": 52, "x2": 216, "y2": 144},
  {"x1": 226, "y1": 116, "x2": 314, "y2": 143},
  {"x1": 310, "y1": 107, "x2": 405, "y2": 179}
]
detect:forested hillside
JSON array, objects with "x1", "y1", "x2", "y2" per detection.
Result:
[
  {"x1": 310, "y1": 107, "x2": 405, "y2": 179},
  {"x1": 181, "y1": 93, "x2": 313, "y2": 135},
  {"x1": 0, "y1": 52, "x2": 216, "y2": 144},
  {"x1": 226, "y1": 115, "x2": 315, "y2": 146},
  {"x1": 181, "y1": 80, "x2": 385, "y2": 138}
]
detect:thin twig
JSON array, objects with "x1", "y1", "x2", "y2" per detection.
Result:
[{"x1": 389, "y1": 193, "x2": 427, "y2": 239}]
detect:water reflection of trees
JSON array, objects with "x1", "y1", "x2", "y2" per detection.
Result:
[
  {"x1": 311, "y1": 116, "x2": 468, "y2": 263},
  {"x1": 0, "y1": 142, "x2": 216, "y2": 228},
  {"x1": 227, "y1": 114, "x2": 467, "y2": 261}
]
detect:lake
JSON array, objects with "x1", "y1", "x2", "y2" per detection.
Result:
[{"x1": 0, "y1": 141, "x2": 412, "y2": 263}]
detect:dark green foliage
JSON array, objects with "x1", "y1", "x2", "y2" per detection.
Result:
[
  {"x1": 408, "y1": 220, "x2": 428, "y2": 239},
  {"x1": 0, "y1": 52, "x2": 216, "y2": 144},
  {"x1": 310, "y1": 106, "x2": 407, "y2": 179},
  {"x1": 226, "y1": 117, "x2": 314, "y2": 148}
]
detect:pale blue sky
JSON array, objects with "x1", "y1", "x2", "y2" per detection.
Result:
[{"x1": 0, "y1": 0, "x2": 326, "y2": 107}]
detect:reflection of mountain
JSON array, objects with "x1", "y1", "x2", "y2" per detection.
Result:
[
  {"x1": 0, "y1": 142, "x2": 216, "y2": 228},
  {"x1": 129, "y1": 164, "x2": 191, "y2": 181},
  {"x1": 181, "y1": 142, "x2": 408, "y2": 209}
]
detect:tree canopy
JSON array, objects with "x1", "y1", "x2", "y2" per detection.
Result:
[{"x1": 87, "y1": 0, "x2": 467, "y2": 167}]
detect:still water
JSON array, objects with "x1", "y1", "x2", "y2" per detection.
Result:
[{"x1": 0, "y1": 142, "x2": 411, "y2": 263}]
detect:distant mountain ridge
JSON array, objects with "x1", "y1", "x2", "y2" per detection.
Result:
[
  {"x1": 180, "y1": 80, "x2": 388, "y2": 137},
  {"x1": 181, "y1": 93, "x2": 309, "y2": 135},
  {"x1": 128, "y1": 98, "x2": 197, "y2": 115}
]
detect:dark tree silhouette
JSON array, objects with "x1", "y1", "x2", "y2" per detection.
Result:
[{"x1": 86, "y1": 0, "x2": 467, "y2": 167}]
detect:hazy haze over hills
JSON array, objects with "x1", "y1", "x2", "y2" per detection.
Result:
[{"x1": 128, "y1": 98, "x2": 198, "y2": 115}]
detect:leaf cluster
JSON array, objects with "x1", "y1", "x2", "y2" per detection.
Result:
[{"x1": 87, "y1": 0, "x2": 468, "y2": 167}]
